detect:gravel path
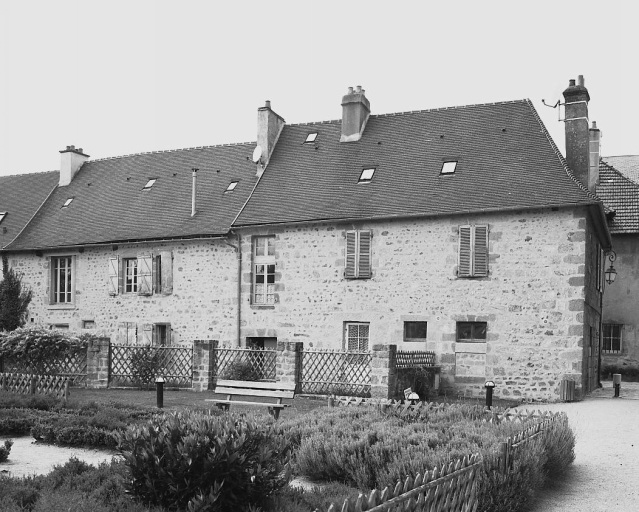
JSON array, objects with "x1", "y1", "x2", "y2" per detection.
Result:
[{"x1": 522, "y1": 381, "x2": 639, "y2": 512}]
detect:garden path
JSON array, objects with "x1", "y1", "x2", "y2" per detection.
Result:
[{"x1": 522, "y1": 381, "x2": 639, "y2": 512}]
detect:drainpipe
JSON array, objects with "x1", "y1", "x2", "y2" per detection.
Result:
[
  {"x1": 224, "y1": 231, "x2": 242, "y2": 347},
  {"x1": 191, "y1": 168, "x2": 198, "y2": 217}
]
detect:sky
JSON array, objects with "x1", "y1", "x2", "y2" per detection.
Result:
[{"x1": 0, "y1": 0, "x2": 637, "y2": 177}]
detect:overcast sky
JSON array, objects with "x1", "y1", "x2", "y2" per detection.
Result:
[{"x1": 0, "y1": 0, "x2": 636, "y2": 177}]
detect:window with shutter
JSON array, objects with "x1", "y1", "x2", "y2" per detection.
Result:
[
  {"x1": 123, "y1": 258, "x2": 138, "y2": 293},
  {"x1": 141, "y1": 323, "x2": 153, "y2": 346},
  {"x1": 253, "y1": 236, "x2": 276, "y2": 304},
  {"x1": 137, "y1": 254, "x2": 153, "y2": 296},
  {"x1": 108, "y1": 257, "x2": 119, "y2": 295},
  {"x1": 159, "y1": 251, "x2": 173, "y2": 295},
  {"x1": 458, "y1": 225, "x2": 489, "y2": 277},
  {"x1": 344, "y1": 230, "x2": 372, "y2": 279}
]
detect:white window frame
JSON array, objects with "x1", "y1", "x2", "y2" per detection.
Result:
[
  {"x1": 123, "y1": 257, "x2": 138, "y2": 293},
  {"x1": 50, "y1": 255, "x2": 75, "y2": 305},
  {"x1": 602, "y1": 324, "x2": 622, "y2": 353},
  {"x1": 344, "y1": 322, "x2": 370, "y2": 351},
  {"x1": 253, "y1": 236, "x2": 276, "y2": 305}
]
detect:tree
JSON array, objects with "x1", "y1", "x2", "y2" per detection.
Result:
[{"x1": 0, "y1": 256, "x2": 33, "y2": 331}]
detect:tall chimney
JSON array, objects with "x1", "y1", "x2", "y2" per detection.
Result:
[
  {"x1": 256, "y1": 100, "x2": 285, "y2": 177},
  {"x1": 59, "y1": 145, "x2": 89, "y2": 186},
  {"x1": 340, "y1": 85, "x2": 370, "y2": 142},
  {"x1": 563, "y1": 75, "x2": 592, "y2": 191},
  {"x1": 589, "y1": 121, "x2": 602, "y2": 190}
]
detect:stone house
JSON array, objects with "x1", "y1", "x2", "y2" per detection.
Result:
[
  {"x1": 596, "y1": 156, "x2": 639, "y2": 376},
  {"x1": 1, "y1": 77, "x2": 611, "y2": 400}
]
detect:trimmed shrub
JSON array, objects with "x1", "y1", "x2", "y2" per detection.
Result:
[
  {"x1": 219, "y1": 360, "x2": 262, "y2": 381},
  {"x1": 0, "y1": 439, "x2": 13, "y2": 463},
  {"x1": 118, "y1": 410, "x2": 292, "y2": 511}
]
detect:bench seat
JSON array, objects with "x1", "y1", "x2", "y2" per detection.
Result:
[{"x1": 206, "y1": 379, "x2": 296, "y2": 419}]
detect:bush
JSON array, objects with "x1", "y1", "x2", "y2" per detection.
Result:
[
  {"x1": 130, "y1": 349, "x2": 162, "y2": 389},
  {"x1": 0, "y1": 264, "x2": 33, "y2": 332},
  {"x1": 117, "y1": 410, "x2": 292, "y2": 511},
  {"x1": 219, "y1": 360, "x2": 263, "y2": 381},
  {"x1": 0, "y1": 439, "x2": 13, "y2": 463}
]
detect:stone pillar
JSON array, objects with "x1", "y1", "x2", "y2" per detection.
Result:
[
  {"x1": 277, "y1": 341, "x2": 303, "y2": 390},
  {"x1": 370, "y1": 344, "x2": 397, "y2": 399},
  {"x1": 86, "y1": 337, "x2": 110, "y2": 389},
  {"x1": 192, "y1": 340, "x2": 218, "y2": 392}
]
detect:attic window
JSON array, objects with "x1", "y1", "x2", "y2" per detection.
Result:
[
  {"x1": 226, "y1": 181, "x2": 238, "y2": 192},
  {"x1": 143, "y1": 179, "x2": 157, "y2": 190},
  {"x1": 304, "y1": 132, "x2": 318, "y2": 143},
  {"x1": 0, "y1": 212, "x2": 6, "y2": 224},
  {"x1": 359, "y1": 167, "x2": 376, "y2": 183},
  {"x1": 62, "y1": 198, "x2": 74, "y2": 208},
  {"x1": 441, "y1": 161, "x2": 457, "y2": 174}
]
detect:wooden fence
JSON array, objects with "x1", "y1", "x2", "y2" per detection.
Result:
[
  {"x1": 214, "y1": 346, "x2": 277, "y2": 381},
  {"x1": 300, "y1": 349, "x2": 372, "y2": 397},
  {"x1": 0, "y1": 372, "x2": 70, "y2": 402}
]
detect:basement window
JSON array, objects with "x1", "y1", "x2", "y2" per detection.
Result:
[
  {"x1": 226, "y1": 181, "x2": 238, "y2": 192},
  {"x1": 62, "y1": 198, "x2": 74, "y2": 208},
  {"x1": 441, "y1": 161, "x2": 457, "y2": 174},
  {"x1": 143, "y1": 179, "x2": 157, "y2": 190},
  {"x1": 359, "y1": 167, "x2": 376, "y2": 183},
  {"x1": 304, "y1": 132, "x2": 318, "y2": 143},
  {"x1": 0, "y1": 212, "x2": 6, "y2": 224}
]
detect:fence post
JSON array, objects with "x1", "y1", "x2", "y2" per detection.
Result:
[
  {"x1": 86, "y1": 337, "x2": 110, "y2": 389},
  {"x1": 192, "y1": 340, "x2": 217, "y2": 392},
  {"x1": 30, "y1": 375, "x2": 36, "y2": 395},
  {"x1": 275, "y1": 341, "x2": 303, "y2": 392},
  {"x1": 370, "y1": 344, "x2": 396, "y2": 399},
  {"x1": 499, "y1": 441, "x2": 508, "y2": 474}
]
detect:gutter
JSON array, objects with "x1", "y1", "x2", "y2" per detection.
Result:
[{"x1": 223, "y1": 230, "x2": 242, "y2": 347}]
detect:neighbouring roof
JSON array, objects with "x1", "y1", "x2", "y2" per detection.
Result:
[
  {"x1": 0, "y1": 171, "x2": 59, "y2": 249},
  {"x1": 5, "y1": 144, "x2": 259, "y2": 250},
  {"x1": 601, "y1": 155, "x2": 639, "y2": 185},
  {"x1": 598, "y1": 159, "x2": 639, "y2": 234},
  {"x1": 234, "y1": 99, "x2": 600, "y2": 227}
]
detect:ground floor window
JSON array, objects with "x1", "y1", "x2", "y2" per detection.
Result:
[
  {"x1": 456, "y1": 321, "x2": 487, "y2": 342},
  {"x1": 603, "y1": 324, "x2": 622, "y2": 353},
  {"x1": 404, "y1": 321, "x2": 427, "y2": 342},
  {"x1": 345, "y1": 322, "x2": 370, "y2": 351}
]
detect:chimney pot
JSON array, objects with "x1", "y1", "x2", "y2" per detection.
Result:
[
  {"x1": 591, "y1": 121, "x2": 597, "y2": 129},
  {"x1": 265, "y1": 100, "x2": 271, "y2": 109},
  {"x1": 577, "y1": 75, "x2": 585, "y2": 87},
  {"x1": 348, "y1": 87, "x2": 354, "y2": 94},
  {"x1": 569, "y1": 79, "x2": 576, "y2": 86},
  {"x1": 356, "y1": 85, "x2": 362, "y2": 93}
]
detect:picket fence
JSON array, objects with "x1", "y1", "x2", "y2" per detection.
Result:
[{"x1": 0, "y1": 372, "x2": 70, "y2": 402}]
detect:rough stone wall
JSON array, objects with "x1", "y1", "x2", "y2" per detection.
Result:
[
  {"x1": 7, "y1": 239, "x2": 239, "y2": 347},
  {"x1": 238, "y1": 207, "x2": 592, "y2": 401},
  {"x1": 602, "y1": 234, "x2": 639, "y2": 372}
]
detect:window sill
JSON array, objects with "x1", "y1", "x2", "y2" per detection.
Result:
[
  {"x1": 250, "y1": 304, "x2": 276, "y2": 310},
  {"x1": 47, "y1": 304, "x2": 77, "y2": 311}
]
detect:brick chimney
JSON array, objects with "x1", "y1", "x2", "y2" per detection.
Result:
[
  {"x1": 59, "y1": 145, "x2": 89, "y2": 186},
  {"x1": 589, "y1": 121, "x2": 602, "y2": 190},
  {"x1": 341, "y1": 85, "x2": 370, "y2": 143},
  {"x1": 563, "y1": 76, "x2": 592, "y2": 191},
  {"x1": 256, "y1": 100, "x2": 285, "y2": 177}
]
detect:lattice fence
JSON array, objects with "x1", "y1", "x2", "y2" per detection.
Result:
[
  {"x1": 1, "y1": 353, "x2": 87, "y2": 386},
  {"x1": 214, "y1": 346, "x2": 277, "y2": 381},
  {"x1": 300, "y1": 349, "x2": 372, "y2": 397},
  {"x1": 0, "y1": 372, "x2": 70, "y2": 401},
  {"x1": 110, "y1": 345, "x2": 193, "y2": 388},
  {"x1": 323, "y1": 454, "x2": 482, "y2": 512},
  {"x1": 396, "y1": 350, "x2": 436, "y2": 368}
]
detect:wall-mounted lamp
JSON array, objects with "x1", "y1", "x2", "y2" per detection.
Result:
[{"x1": 605, "y1": 250, "x2": 617, "y2": 285}]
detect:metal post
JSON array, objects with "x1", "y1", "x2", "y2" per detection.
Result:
[
  {"x1": 156, "y1": 376, "x2": 165, "y2": 408},
  {"x1": 613, "y1": 373, "x2": 621, "y2": 398},
  {"x1": 485, "y1": 381, "x2": 495, "y2": 409}
]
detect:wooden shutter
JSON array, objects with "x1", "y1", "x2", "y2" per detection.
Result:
[
  {"x1": 160, "y1": 250, "x2": 173, "y2": 295},
  {"x1": 473, "y1": 225, "x2": 489, "y2": 277},
  {"x1": 458, "y1": 226, "x2": 472, "y2": 277},
  {"x1": 358, "y1": 231, "x2": 372, "y2": 278},
  {"x1": 137, "y1": 254, "x2": 153, "y2": 295},
  {"x1": 116, "y1": 322, "x2": 127, "y2": 343},
  {"x1": 141, "y1": 323, "x2": 153, "y2": 346},
  {"x1": 108, "y1": 257, "x2": 119, "y2": 295},
  {"x1": 345, "y1": 231, "x2": 357, "y2": 278}
]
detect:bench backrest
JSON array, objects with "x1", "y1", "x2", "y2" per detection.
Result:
[{"x1": 214, "y1": 379, "x2": 296, "y2": 399}]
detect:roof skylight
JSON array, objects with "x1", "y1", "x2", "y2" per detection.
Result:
[
  {"x1": 62, "y1": 198, "x2": 74, "y2": 208},
  {"x1": 0, "y1": 212, "x2": 6, "y2": 224},
  {"x1": 441, "y1": 161, "x2": 457, "y2": 174},
  {"x1": 143, "y1": 179, "x2": 157, "y2": 190},
  {"x1": 359, "y1": 168, "x2": 376, "y2": 183},
  {"x1": 304, "y1": 132, "x2": 318, "y2": 143},
  {"x1": 226, "y1": 181, "x2": 238, "y2": 192}
]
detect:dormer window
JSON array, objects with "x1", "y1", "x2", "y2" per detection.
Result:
[
  {"x1": 441, "y1": 161, "x2": 457, "y2": 174},
  {"x1": 0, "y1": 212, "x2": 6, "y2": 224},
  {"x1": 143, "y1": 179, "x2": 157, "y2": 190},
  {"x1": 304, "y1": 132, "x2": 318, "y2": 143},
  {"x1": 62, "y1": 198, "x2": 74, "y2": 208},
  {"x1": 226, "y1": 181, "x2": 238, "y2": 192},
  {"x1": 359, "y1": 167, "x2": 376, "y2": 183}
]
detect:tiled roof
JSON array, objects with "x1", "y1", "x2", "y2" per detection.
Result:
[
  {"x1": 234, "y1": 99, "x2": 599, "y2": 227},
  {"x1": 5, "y1": 144, "x2": 259, "y2": 250},
  {"x1": 597, "y1": 159, "x2": 639, "y2": 234},
  {"x1": 0, "y1": 171, "x2": 59, "y2": 249},
  {"x1": 601, "y1": 155, "x2": 639, "y2": 185}
]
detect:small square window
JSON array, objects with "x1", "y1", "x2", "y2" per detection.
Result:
[
  {"x1": 304, "y1": 132, "x2": 318, "y2": 143},
  {"x1": 143, "y1": 179, "x2": 157, "y2": 190},
  {"x1": 441, "y1": 161, "x2": 457, "y2": 174},
  {"x1": 404, "y1": 321, "x2": 427, "y2": 341},
  {"x1": 83, "y1": 320, "x2": 96, "y2": 329},
  {"x1": 62, "y1": 198, "x2": 74, "y2": 208},
  {"x1": 226, "y1": 181, "x2": 238, "y2": 192},
  {"x1": 0, "y1": 212, "x2": 6, "y2": 224},
  {"x1": 457, "y1": 321, "x2": 487, "y2": 342},
  {"x1": 359, "y1": 168, "x2": 375, "y2": 183}
]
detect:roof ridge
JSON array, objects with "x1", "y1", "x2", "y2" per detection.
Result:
[
  {"x1": 602, "y1": 154, "x2": 639, "y2": 158},
  {"x1": 90, "y1": 141, "x2": 256, "y2": 163},
  {"x1": 287, "y1": 119, "x2": 340, "y2": 128},
  {"x1": 525, "y1": 98, "x2": 600, "y2": 203},
  {"x1": 0, "y1": 170, "x2": 59, "y2": 179}
]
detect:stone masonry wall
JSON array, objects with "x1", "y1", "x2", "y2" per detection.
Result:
[
  {"x1": 238, "y1": 207, "x2": 593, "y2": 401},
  {"x1": 8, "y1": 239, "x2": 240, "y2": 347}
]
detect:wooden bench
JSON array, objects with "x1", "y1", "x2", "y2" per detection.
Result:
[{"x1": 206, "y1": 379, "x2": 296, "y2": 419}]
